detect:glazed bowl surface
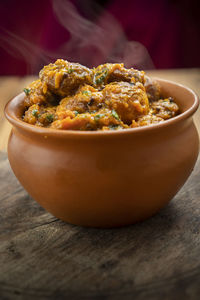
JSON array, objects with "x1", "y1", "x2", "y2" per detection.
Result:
[{"x1": 5, "y1": 79, "x2": 199, "y2": 227}]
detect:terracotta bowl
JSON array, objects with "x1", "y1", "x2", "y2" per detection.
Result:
[{"x1": 5, "y1": 79, "x2": 199, "y2": 228}]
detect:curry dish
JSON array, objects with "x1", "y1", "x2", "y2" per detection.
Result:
[{"x1": 23, "y1": 59, "x2": 179, "y2": 130}]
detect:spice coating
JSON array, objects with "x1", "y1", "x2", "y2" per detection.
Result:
[{"x1": 23, "y1": 59, "x2": 179, "y2": 130}]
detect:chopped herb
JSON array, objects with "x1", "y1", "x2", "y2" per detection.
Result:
[
  {"x1": 74, "y1": 111, "x2": 79, "y2": 116},
  {"x1": 32, "y1": 109, "x2": 39, "y2": 117},
  {"x1": 95, "y1": 77, "x2": 103, "y2": 84},
  {"x1": 79, "y1": 114, "x2": 88, "y2": 118},
  {"x1": 111, "y1": 109, "x2": 120, "y2": 120},
  {"x1": 23, "y1": 88, "x2": 31, "y2": 95},
  {"x1": 95, "y1": 74, "x2": 106, "y2": 85},
  {"x1": 94, "y1": 114, "x2": 105, "y2": 122},
  {"x1": 68, "y1": 68, "x2": 74, "y2": 74},
  {"x1": 109, "y1": 124, "x2": 119, "y2": 130},
  {"x1": 82, "y1": 90, "x2": 91, "y2": 96},
  {"x1": 46, "y1": 114, "x2": 54, "y2": 123},
  {"x1": 94, "y1": 68, "x2": 108, "y2": 85}
]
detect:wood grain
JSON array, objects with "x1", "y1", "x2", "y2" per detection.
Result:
[
  {"x1": 0, "y1": 152, "x2": 200, "y2": 300},
  {"x1": 0, "y1": 69, "x2": 200, "y2": 299}
]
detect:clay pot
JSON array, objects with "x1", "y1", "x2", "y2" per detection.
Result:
[{"x1": 5, "y1": 79, "x2": 199, "y2": 227}]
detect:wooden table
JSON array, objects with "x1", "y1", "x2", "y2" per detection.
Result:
[{"x1": 0, "y1": 69, "x2": 200, "y2": 300}]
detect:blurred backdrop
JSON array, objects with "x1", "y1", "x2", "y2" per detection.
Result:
[{"x1": 0, "y1": 0, "x2": 199, "y2": 75}]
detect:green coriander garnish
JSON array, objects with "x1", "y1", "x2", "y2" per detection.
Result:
[
  {"x1": 23, "y1": 88, "x2": 31, "y2": 95},
  {"x1": 94, "y1": 114, "x2": 105, "y2": 122},
  {"x1": 32, "y1": 109, "x2": 39, "y2": 117},
  {"x1": 109, "y1": 124, "x2": 120, "y2": 130},
  {"x1": 74, "y1": 111, "x2": 79, "y2": 116},
  {"x1": 82, "y1": 90, "x2": 91, "y2": 96},
  {"x1": 111, "y1": 109, "x2": 120, "y2": 120},
  {"x1": 95, "y1": 77, "x2": 103, "y2": 84},
  {"x1": 94, "y1": 68, "x2": 108, "y2": 85},
  {"x1": 68, "y1": 68, "x2": 74, "y2": 74},
  {"x1": 46, "y1": 114, "x2": 54, "y2": 123},
  {"x1": 79, "y1": 114, "x2": 89, "y2": 119}
]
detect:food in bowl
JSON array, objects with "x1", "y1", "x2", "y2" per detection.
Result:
[
  {"x1": 4, "y1": 60, "x2": 199, "y2": 227},
  {"x1": 22, "y1": 59, "x2": 179, "y2": 130}
]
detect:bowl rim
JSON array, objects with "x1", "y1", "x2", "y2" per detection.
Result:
[{"x1": 4, "y1": 78, "x2": 199, "y2": 138}]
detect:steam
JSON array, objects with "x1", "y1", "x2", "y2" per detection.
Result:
[
  {"x1": 0, "y1": 27, "x2": 54, "y2": 74},
  {"x1": 0, "y1": 0, "x2": 154, "y2": 74},
  {"x1": 53, "y1": 0, "x2": 154, "y2": 69}
]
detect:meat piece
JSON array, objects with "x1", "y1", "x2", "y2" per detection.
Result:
[
  {"x1": 23, "y1": 79, "x2": 58, "y2": 107},
  {"x1": 144, "y1": 76, "x2": 161, "y2": 102},
  {"x1": 136, "y1": 114, "x2": 164, "y2": 127},
  {"x1": 23, "y1": 103, "x2": 56, "y2": 127},
  {"x1": 93, "y1": 63, "x2": 146, "y2": 87},
  {"x1": 56, "y1": 85, "x2": 104, "y2": 116},
  {"x1": 150, "y1": 98, "x2": 179, "y2": 119},
  {"x1": 39, "y1": 59, "x2": 93, "y2": 97},
  {"x1": 102, "y1": 81, "x2": 149, "y2": 124}
]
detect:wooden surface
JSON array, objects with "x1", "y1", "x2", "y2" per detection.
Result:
[
  {"x1": 0, "y1": 152, "x2": 200, "y2": 299},
  {"x1": 0, "y1": 69, "x2": 200, "y2": 299}
]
